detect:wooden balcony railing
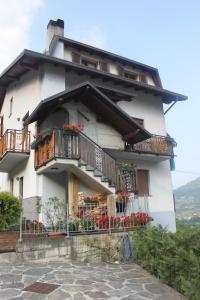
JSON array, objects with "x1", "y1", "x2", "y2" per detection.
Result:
[
  {"x1": 125, "y1": 135, "x2": 175, "y2": 156},
  {"x1": 34, "y1": 129, "x2": 137, "y2": 192},
  {"x1": 0, "y1": 129, "x2": 30, "y2": 157}
]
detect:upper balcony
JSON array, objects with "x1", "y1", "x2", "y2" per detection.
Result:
[
  {"x1": 33, "y1": 128, "x2": 137, "y2": 194},
  {"x1": 0, "y1": 129, "x2": 30, "y2": 172},
  {"x1": 125, "y1": 135, "x2": 175, "y2": 157}
]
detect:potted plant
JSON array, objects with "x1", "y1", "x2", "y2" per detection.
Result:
[{"x1": 62, "y1": 124, "x2": 84, "y2": 135}]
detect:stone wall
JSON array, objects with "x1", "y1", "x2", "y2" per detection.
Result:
[{"x1": 12, "y1": 232, "x2": 132, "y2": 263}]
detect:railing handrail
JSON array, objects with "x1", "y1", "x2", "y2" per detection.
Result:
[
  {"x1": 49, "y1": 128, "x2": 116, "y2": 162},
  {"x1": 0, "y1": 129, "x2": 30, "y2": 157}
]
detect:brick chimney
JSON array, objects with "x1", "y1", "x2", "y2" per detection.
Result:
[{"x1": 45, "y1": 19, "x2": 64, "y2": 54}]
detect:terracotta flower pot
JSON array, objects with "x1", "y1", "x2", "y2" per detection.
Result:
[{"x1": 47, "y1": 232, "x2": 65, "y2": 237}]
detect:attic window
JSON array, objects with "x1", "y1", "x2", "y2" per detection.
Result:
[
  {"x1": 124, "y1": 71, "x2": 138, "y2": 81},
  {"x1": 81, "y1": 58, "x2": 97, "y2": 69},
  {"x1": 140, "y1": 74, "x2": 147, "y2": 83}
]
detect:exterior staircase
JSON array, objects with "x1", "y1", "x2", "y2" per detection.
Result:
[{"x1": 34, "y1": 129, "x2": 136, "y2": 194}]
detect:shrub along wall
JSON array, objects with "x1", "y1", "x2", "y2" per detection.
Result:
[{"x1": 131, "y1": 225, "x2": 200, "y2": 300}]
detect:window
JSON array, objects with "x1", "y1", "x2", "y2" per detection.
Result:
[
  {"x1": 9, "y1": 97, "x2": 13, "y2": 117},
  {"x1": 137, "y1": 170, "x2": 149, "y2": 196},
  {"x1": 99, "y1": 61, "x2": 109, "y2": 72},
  {"x1": 81, "y1": 58, "x2": 97, "y2": 69},
  {"x1": 19, "y1": 177, "x2": 23, "y2": 199},
  {"x1": 140, "y1": 74, "x2": 147, "y2": 83},
  {"x1": 116, "y1": 201, "x2": 126, "y2": 213},
  {"x1": 124, "y1": 71, "x2": 138, "y2": 81},
  {"x1": 10, "y1": 178, "x2": 14, "y2": 194}
]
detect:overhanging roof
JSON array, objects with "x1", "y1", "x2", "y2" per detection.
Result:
[
  {"x1": 50, "y1": 36, "x2": 163, "y2": 87},
  {"x1": 24, "y1": 81, "x2": 151, "y2": 144},
  {"x1": 0, "y1": 49, "x2": 188, "y2": 111}
]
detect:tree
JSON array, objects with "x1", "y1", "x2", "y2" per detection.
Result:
[{"x1": 0, "y1": 192, "x2": 21, "y2": 229}]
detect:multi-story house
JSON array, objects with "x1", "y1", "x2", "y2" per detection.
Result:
[{"x1": 0, "y1": 19, "x2": 187, "y2": 232}]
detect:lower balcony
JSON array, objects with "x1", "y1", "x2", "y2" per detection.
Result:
[
  {"x1": 125, "y1": 134, "x2": 175, "y2": 157},
  {"x1": 0, "y1": 129, "x2": 30, "y2": 172}
]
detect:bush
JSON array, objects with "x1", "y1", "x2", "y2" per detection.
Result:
[
  {"x1": 0, "y1": 192, "x2": 21, "y2": 229},
  {"x1": 131, "y1": 225, "x2": 200, "y2": 300}
]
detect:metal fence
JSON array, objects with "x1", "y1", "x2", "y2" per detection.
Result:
[{"x1": 20, "y1": 194, "x2": 152, "y2": 239}]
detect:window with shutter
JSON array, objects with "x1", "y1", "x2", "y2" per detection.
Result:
[
  {"x1": 100, "y1": 61, "x2": 108, "y2": 72},
  {"x1": 140, "y1": 74, "x2": 147, "y2": 83},
  {"x1": 117, "y1": 65, "x2": 124, "y2": 76},
  {"x1": 72, "y1": 52, "x2": 81, "y2": 64},
  {"x1": 137, "y1": 170, "x2": 149, "y2": 196}
]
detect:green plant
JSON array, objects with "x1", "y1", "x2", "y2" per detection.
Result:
[
  {"x1": 44, "y1": 197, "x2": 67, "y2": 230},
  {"x1": 131, "y1": 225, "x2": 200, "y2": 299},
  {"x1": 0, "y1": 192, "x2": 21, "y2": 229}
]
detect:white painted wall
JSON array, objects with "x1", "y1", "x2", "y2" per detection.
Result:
[
  {"x1": 118, "y1": 92, "x2": 166, "y2": 136},
  {"x1": 51, "y1": 40, "x2": 64, "y2": 59},
  {"x1": 40, "y1": 63, "x2": 66, "y2": 99},
  {"x1": 0, "y1": 63, "x2": 67, "y2": 201},
  {"x1": 62, "y1": 100, "x2": 124, "y2": 149}
]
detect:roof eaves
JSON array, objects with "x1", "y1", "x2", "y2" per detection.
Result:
[{"x1": 0, "y1": 49, "x2": 188, "y2": 104}]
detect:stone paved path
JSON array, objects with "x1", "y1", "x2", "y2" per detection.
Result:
[{"x1": 0, "y1": 260, "x2": 186, "y2": 299}]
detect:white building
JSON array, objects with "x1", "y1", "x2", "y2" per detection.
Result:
[{"x1": 0, "y1": 19, "x2": 187, "y2": 232}]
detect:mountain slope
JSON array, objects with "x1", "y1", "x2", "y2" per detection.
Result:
[{"x1": 174, "y1": 177, "x2": 200, "y2": 216}]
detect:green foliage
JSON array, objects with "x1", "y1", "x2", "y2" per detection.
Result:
[
  {"x1": 83, "y1": 235, "x2": 122, "y2": 262},
  {"x1": 0, "y1": 192, "x2": 21, "y2": 229},
  {"x1": 44, "y1": 197, "x2": 67, "y2": 229},
  {"x1": 131, "y1": 225, "x2": 200, "y2": 299}
]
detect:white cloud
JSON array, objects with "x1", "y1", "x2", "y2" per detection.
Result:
[
  {"x1": 69, "y1": 25, "x2": 107, "y2": 49},
  {"x1": 0, "y1": 0, "x2": 43, "y2": 73}
]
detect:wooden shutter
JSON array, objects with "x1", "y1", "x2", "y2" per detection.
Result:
[
  {"x1": 100, "y1": 61, "x2": 108, "y2": 72},
  {"x1": 117, "y1": 65, "x2": 124, "y2": 76},
  {"x1": 72, "y1": 52, "x2": 81, "y2": 64},
  {"x1": 0, "y1": 115, "x2": 4, "y2": 135},
  {"x1": 137, "y1": 170, "x2": 149, "y2": 195},
  {"x1": 140, "y1": 74, "x2": 147, "y2": 83}
]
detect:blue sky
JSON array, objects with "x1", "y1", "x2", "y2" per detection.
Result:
[{"x1": 0, "y1": 0, "x2": 199, "y2": 188}]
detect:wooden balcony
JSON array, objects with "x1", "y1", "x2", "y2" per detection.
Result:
[
  {"x1": 125, "y1": 135, "x2": 175, "y2": 157},
  {"x1": 0, "y1": 129, "x2": 30, "y2": 172},
  {"x1": 33, "y1": 129, "x2": 137, "y2": 193}
]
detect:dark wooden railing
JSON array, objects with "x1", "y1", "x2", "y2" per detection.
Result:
[
  {"x1": 125, "y1": 135, "x2": 174, "y2": 156},
  {"x1": 34, "y1": 129, "x2": 136, "y2": 192},
  {"x1": 0, "y1": 129, "x2": 30, "y2": 157}
]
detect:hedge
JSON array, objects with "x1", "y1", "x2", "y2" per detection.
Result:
[{"x1": 0, "y1": 192, "x2": 21, "y2": 229}]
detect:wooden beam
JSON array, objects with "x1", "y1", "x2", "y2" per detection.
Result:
[
  {"x1": 20, "y1": 62, "x2": 38, "y2": 70},
  {"x1": 122, "y1": 129, "x2": 140, "y2": 141},
  {"x1": 5, "y1": 74, "x2": 19, "y2": 81}
]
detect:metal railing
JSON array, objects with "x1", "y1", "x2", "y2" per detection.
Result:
[
  {"x1": 125, "y1": 134, "x2": 174, "y2": 156},
  {"x1": 34, "y1": 129, "x2": 137, "y2": 192},
  {"x1": 20, "y1": 194, "x2": 152, "y2": 238},
  {"x1": 0, "y1": 129, "x2": 30, "y2": 157}
]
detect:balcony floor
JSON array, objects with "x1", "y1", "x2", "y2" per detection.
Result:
[
  {"x1": 104, "y1": 148, "x2": 172, "y2": 162},
  {"x1": 0, "y1": 152, "x2": 30, "y2": 172}
]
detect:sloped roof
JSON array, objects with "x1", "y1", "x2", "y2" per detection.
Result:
[
  {"x1": 50, "y1": 36, "x2": 163, "y2": 87},
  {"x1": 0, "y1": 49, "x2": 187, "y2": 111},
  {"x1": 24, "y1": 81, "x2": 151, "y2": 144}
]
